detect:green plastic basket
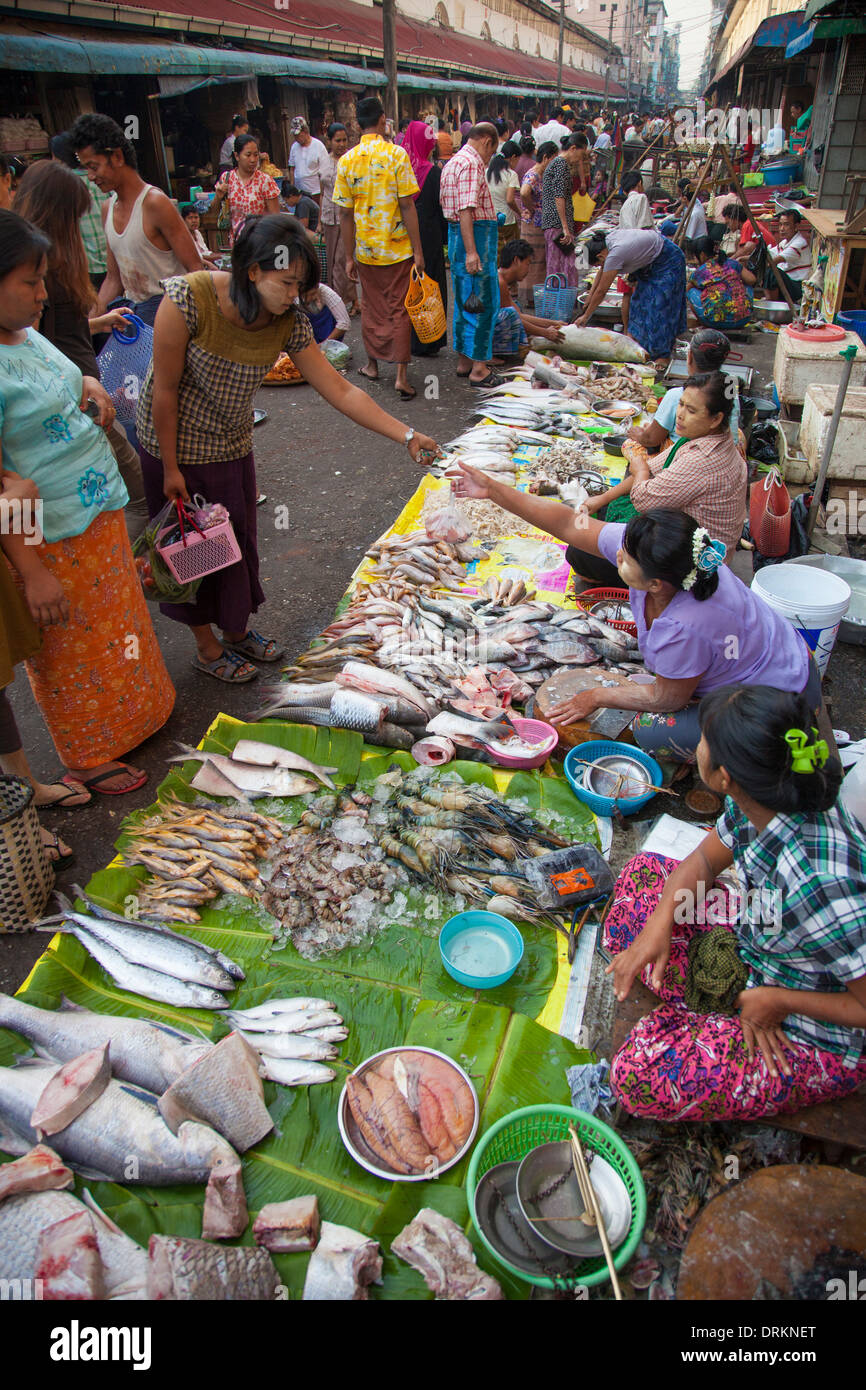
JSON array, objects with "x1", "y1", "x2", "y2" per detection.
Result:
[{"x1": 466, "y1": 1104, "x2": 646, "y2": 1290}]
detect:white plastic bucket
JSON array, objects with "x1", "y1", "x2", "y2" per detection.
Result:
[{"x1": 751, "y1": 562, "x2": 851, "y2": 675}]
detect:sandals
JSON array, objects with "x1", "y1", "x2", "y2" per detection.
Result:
[
  {"x1": 468, "y1": 371, "x2": 506, "y2": 388},
  {"x1": 396, "y1": 385, "x2": 416, "y2": 401},
  {"x1": 40, "y1": 828, "x2": 74, "y2": 870},
  {"x1": 35, "y1": 776, "x2": 92, "y2": 810},
  {"x1": 356, "y1": 366, "x2": 379, "y2": 383},
  {"x1": 223, "y1": 630, "x2": 285, "y2": 662},
  {"x1": 194, "y1": 649, "x2": 259, "y2": 683},
  {"x1": 72, "y1": 765, "x2": 148, "y2": 796}
]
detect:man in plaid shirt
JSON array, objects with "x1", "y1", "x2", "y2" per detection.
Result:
[
  {"x1": 50, "y1": 132, "x2": 109, "y2": 286},
  {"x1": 439, "y1": 123, "x2": 500, "y2": 385}
]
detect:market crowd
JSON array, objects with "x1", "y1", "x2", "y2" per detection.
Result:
[{"x1": 1, "y1": 96, "x2": 864, "y2": 1131}]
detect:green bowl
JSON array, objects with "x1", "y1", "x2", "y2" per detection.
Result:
[{"x1": 466, "y1": 1103, "x2": 646, "y2": 1289}]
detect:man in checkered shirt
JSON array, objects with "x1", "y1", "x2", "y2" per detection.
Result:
[{"x1": 439, "y1": 123, "x2": 500, "y2": 386}]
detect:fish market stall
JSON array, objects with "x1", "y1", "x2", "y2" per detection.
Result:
[{"x1": 0, "y1": 364, "x2": 664, "y2": 1301}]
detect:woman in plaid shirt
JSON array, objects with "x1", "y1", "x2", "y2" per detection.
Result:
[{"x1": 605, "y1": 684, "x2": 866, "y2": 1122}]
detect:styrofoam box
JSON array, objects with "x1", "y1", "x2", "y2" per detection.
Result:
[
  {"x1": 773, "y1": 329, "x2": 866, "y2": 406},
  {"x1": 800, "y1": 384, "x2": 866, "y2": 481}
]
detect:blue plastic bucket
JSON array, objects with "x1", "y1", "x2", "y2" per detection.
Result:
[{"x1": 837, "y1": 311, "x2": 866, "y2": 347}]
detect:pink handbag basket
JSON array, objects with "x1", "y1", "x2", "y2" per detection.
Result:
[{"x1": 156, "y1": 495, "x2": 242, "y2": 584}]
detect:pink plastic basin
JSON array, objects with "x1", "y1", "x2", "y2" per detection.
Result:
[{"x1": 485, "y1": 717, "x2": 559, "y2": 770}]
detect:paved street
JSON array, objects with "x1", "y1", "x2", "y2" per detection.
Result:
[{"x1": 4, "y1": 318, "x2": 864, "y2": 988}]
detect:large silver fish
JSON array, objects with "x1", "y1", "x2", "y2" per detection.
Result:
[
  {"x1": 329, "y1": 687, "x2": 386, "y2": 733},
  {"x1": 426, "y1": 711, "x2": 514, "y2": 749},
  {"x1": 231, "y1": 738, "x2": 338, "y2": 790},
  {"x1": 0, "y1": 993, "x2": 212, "y2": 1096},
  {"x1": 77, "y1": 891, "x2": 244, "y2": 982},
  {"x1": 0, "y1": 1061, "x2": 240, "y2": 1186},
  {"x1": 44, "y1": 921, "x2": 231, "y2": 1010},
  {"x1": 169, "y1": 745, "x2": 319, "y2": 799},
  {"x1": 40, "y1": 907, "x2": 235, "y2": 993}
]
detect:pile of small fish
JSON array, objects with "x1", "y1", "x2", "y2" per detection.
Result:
[
  {"x1": 38, "y1": 889, "x2": 244, "y2": 1010},
  {"x1": 120, "y1": 793, "x2": 283, "y2": 920},
  {"x1": 346, "y1": 1050, "x2": 475, "y2": 1176},
  {"x1": 228, "y1": 996, "x2": 349, "y2": 1087}
]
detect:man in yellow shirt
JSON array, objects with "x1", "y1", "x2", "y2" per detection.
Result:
[{"x1": 333, "y1": 96, "x2": 425, "y2": 400}]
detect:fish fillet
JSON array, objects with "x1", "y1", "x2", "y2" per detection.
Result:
[
  {"x1": 364, "y1": 1070, "x2": 432, "y2": 1174},
  {"x1": 30, "y1": 1044, "x2": 111, "y2": 1137},
  {"x1": 35, "y1": 1210, "x2": 106, "y2": 1299},
  {"x1": 391, "y1": 1208, "x2": 503, "y2": 1300},
  {"x1": 302, "y1": 1222, "x2": 382, "y2": 1301},
  {"x1": 253, "y1": 1195, "x2": 320, "y2": 1253},
  {"x1": 345, "y1": 1074, "x2": 411, "y2": 1174},
  {"x1": 0, "y1": 1143, "x2": 74, "y2": 1200}
]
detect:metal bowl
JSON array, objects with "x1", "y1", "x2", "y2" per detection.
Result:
[
  {"x1": 337, "y1": 1046, "x2": 479, "y2": 1183},
  {"x1": 753, "y1": 300, "x2": 793, "y2": 325},
  {"x1": 584, "y1": 753, "x2": 653, "y2": 800},
  {"x1": 590, "y1": 598, "x2": 634, "y2": 623},
  {"x1": 473, "y1": 1161, "x2": 582, "y2": 1278},
  {"x1": 515, "y1": 1141, "x2": 632, "y2": 1257},
  {"x1": 591, "y1": 398, "x2": 639, "y2": 422}
]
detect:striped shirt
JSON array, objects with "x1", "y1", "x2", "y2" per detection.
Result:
[
  {"x1": 716, "y1": 796, "x2": 866, "y2": 1065},
  {"x1": 75, "y1": 168, "x2": 109, "y2": 276},
  {"x1": 630, "y1": 430, "x2": 747, "y2": 559},
  {"x1": 439, "y1": 143, "x2": 495, "y2": 222},
  {"x1": 135, "y1": 273, "x2": 311, "y2": 466}
]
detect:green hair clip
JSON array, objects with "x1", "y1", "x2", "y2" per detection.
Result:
[{"x1": 785, "y1": 728, "x2": 829, "y2": 774}]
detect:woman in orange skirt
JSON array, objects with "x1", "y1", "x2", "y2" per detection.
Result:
[{"x1": 0, "y1": 211, "x2": 174, "y2": 795}]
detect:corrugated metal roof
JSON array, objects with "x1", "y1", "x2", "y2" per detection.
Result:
[{"x1": 73, "y1": 0, "x2": 625, "y2": 97}]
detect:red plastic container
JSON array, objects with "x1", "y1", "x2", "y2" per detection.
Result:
[{"x1": 575, "y1": 587, "x2": 638, "y2": 638}]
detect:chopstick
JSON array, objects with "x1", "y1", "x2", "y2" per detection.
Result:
[
  {"x1": 569, "y1": 758, "x2": 681, "y2": 800},
  {"x1": 568, "y1": 1126, "x2": 622, "y2": 1300}
]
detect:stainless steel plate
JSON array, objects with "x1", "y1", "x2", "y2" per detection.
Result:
[
  {"x1": 585, "y1": 753, "x2": 652, "y2": 799},
  {"x1": 473, "y1": 1161, "x2": 583, "y2": 1278},
  {"x1": 515, "y1": 1141, "x2": 632, "y2": 1257}
]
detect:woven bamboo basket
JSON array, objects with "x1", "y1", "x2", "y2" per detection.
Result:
[{"x1": 0, "y1": 774, "x2": 54, "y2": 932}]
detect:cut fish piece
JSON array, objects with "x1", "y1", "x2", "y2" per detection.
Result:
[
  {"x1": 30, "y1": 1043, "x2": 111, "y2": 1137},
  {"x1": 158, "y1": 1032, "x2": 273, "y2": 1153},
  {"x1": 35, "y1": 1210, "x2": 106, "y2": 1300},
  {"x1": 0, "y1": 1144, "x2": 74, "y2": 1201},
  {"x1": 253, "y1": 1195, "x2": 320, "y2": 1253},
  {"x1": 391, "y1": 1208, "x2": 503, "y2": 1300},
  {"x1": 147, "y1": 1235, "x2": 279, "y2": 1300},
  {"x1": 302, "y1": 1221, "x2": 382, "y2": 1301},
  {"x1": 202, "y1": 1152, "x2": 248, "y2": 1241}
]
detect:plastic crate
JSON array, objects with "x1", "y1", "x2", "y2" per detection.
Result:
[
  {"x1": 156, "y1": 516, "x2": 242, "y2": 584},
  {"x1": 466, "y1": 1104, "x2": 646, "y2": 1289}
]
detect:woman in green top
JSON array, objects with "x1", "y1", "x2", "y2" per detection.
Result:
[{"x1": 136, "y1": 214, "x2": 441, "y2": 683}]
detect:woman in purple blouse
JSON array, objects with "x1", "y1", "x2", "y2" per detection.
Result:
[{"x1": 450, "y1": 475, "x2": 820, "y2": 763}]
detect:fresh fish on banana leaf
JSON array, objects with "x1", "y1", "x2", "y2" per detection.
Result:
[
  {"x1": 169, "y1": 744, "x2": 319, "y2": 799},
  {"x1": 258, "y1": 1057, "x2": 336, "y2": 1087},
  {"x1": 0, "y1": 992, "x2": 212, "y2": 1095},
  {"x1": 230, "y1": 738, "x2": 338, "y2": 790},
  {"x1": 0, "y1": 1061, "x2": 241, "y2": 1186},
  {"x1": 41, "y1": 919, "x2": 233, "y2": 1010},
  {"x1": 227, "y1": 996, "x2": 336, "y2": 1022},
  {"x1": 237, "y1": 1030, "x2": 337, "y2": 1062}
]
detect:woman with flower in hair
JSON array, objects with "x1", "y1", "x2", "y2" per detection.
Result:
[{"x1": 450, "y1": 467, "x2": 820, "y2": 763}]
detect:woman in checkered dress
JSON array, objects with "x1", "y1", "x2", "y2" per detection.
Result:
[
  {"x1": 135, "y1": 214, "x2": 439, "y2": 683},
  {"x1": 606, "y1": 685, "x2": 866, "y2": 1122}
]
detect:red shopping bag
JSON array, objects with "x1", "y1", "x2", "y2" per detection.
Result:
[{"x1": 749, "y1": 467, "x2": 791, "y2": 557}]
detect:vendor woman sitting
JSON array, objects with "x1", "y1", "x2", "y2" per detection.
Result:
[
  {"x1": 448, "y1": 478, "x2": 819, "y2": 764},
  {"x1": 605, "y1": 684, "x2": 866, "y2": 1122},
  {"x1": 570, "y1": 370, "x2": 747, "y2": 588}
]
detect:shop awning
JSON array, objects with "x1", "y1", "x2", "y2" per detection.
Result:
[
  {"x1": 707, "y1": 10, "x2": 807, "y2": 90},
  {"x1": 804, "y1": 0, "x2": 837, "y2": 20},
  {"x1": 786, "y1": 21, "x2": 817, "y2": 56},
  {"x1": 0, "y1": 33, "x2": 385, "y2": 86}
]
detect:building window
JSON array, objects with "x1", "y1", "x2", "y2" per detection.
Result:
[
  {"x1": 600, "y1": 4, "x2": 606, "y2": 10},
  {"x1": 434, "y1": 2, "x2": 450, "y2": 27}
]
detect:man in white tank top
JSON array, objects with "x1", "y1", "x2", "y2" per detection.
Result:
[{"x1": 71, "y1": 113, "x2": 203, "y2": 326}]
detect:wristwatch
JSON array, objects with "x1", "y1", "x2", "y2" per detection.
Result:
[{"x1": 404, "y1": 428, "x2": 415, "y2": 450}]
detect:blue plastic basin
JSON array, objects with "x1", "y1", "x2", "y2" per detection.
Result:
[{"x1": 439, "y1": 911, "x2": 524, "y2": 989}]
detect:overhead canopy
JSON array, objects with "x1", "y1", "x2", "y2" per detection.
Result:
[{"x1": 804, "y1": 0, "x2": 837, "y2": 19}]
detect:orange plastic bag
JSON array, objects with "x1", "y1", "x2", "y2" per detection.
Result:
[
  {"x1": 749, "y1": 467, "x2": 791, "y2": 556},
  {"x1": 404, "y1": 267, "x2": 446, "y2": 344}
]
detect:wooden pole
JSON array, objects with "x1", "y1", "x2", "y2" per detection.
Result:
[
  {"x1": 673, "y1": 143, "x2": 716, "y2": 247},
  {"x1": 382, "y1": 0, "x2": 398, "y2": 128},
  {"x1": 557, "y1": 0, "x2": 565, "y2": 107},
  {"x1": 717, "y1": 141, "x2": 797, "y2": 313},
  {"x1": 594, "y1": 115, "x2": 672, "y2": 216}
]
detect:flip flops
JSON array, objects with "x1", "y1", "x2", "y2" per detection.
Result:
[
  {"x1": 37, "y1": 776, "x2": 92, "y2": 810},
  {"x1": 72, "y1": 765, "x2": 148, "y2": 797},
  {"x1": 40, "y1": 828, "x2": 74, "y2": 869}
]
